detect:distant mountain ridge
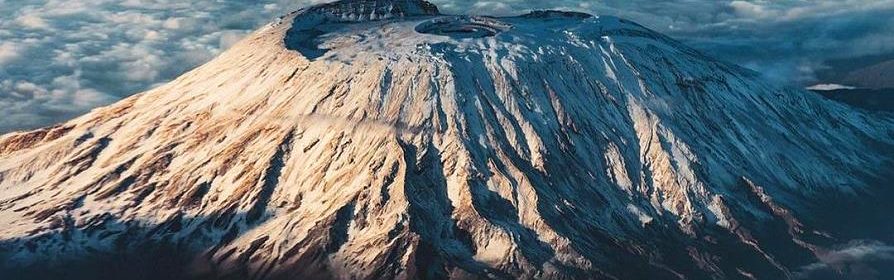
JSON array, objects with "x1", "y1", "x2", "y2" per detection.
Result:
[
  {"x1": 843, "y1": 60, "x2": 894, "y2": 89},
  {"x1": 813, "y1": 87, "x2": 894, "y2": 112}
]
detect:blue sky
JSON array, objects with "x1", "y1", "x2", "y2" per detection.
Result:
[{"x1": 1, "y1": 0, "x2": 893, "y2": 132}]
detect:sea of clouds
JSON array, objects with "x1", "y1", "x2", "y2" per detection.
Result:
[
  {"x1": 0, "y1": 0, "x2": 300, "y2": 132},
  {"x1": 1, "y1": 0, "x2": 894, "y2": 132}
]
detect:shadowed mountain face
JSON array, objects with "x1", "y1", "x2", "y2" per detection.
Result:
[
  {"x1": 816, "y1": 55, "x2": 894, "y2": 90},
  {"x1": 813, "y1": 88, "x2": 894, "y2": 112},
  {"x1": 843, "y1": 60, "x2": 894, "y2": 89},
  {"x1": 1, "y1": 0, "x2": 893, "y2": 279}
]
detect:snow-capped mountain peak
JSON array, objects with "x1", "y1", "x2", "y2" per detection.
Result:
[
  {"x1": 302, "y1": 0, "x2": 440, "y2": 22},
  {"x1": 1, "y1": 0, "x2": 892, "y2": 279}
]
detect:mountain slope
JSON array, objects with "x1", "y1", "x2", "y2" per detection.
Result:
[
  {"x1": 813, "y1": 88, "x2": 894, "y2": 112},
  {"x1": 844, "y1": 59, "x2": 894, "y2": 89},
  {"x1": 1, "y1": 1, "x2": 893, "y2": 279}
]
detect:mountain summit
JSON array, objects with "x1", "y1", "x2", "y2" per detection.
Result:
[
  {"x1": 303, "y1": 0, "x2": 440, "y2": 22},
  {"x1": 1, "y1": 0, "x2": 893, "y2": 279}
]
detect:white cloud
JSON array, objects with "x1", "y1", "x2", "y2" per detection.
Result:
[
  {"x1": 162, "y1": 18, "x2": 184, "y2": 30},
  {"x1": 796, "y1": 240, "x2": 894, "y2": 279},
  {"x1": 470, "y1": 1, "x2": 514, "y2": 16},
  {"x1": 0, "y1": 78, "x2": 115, "y2": 132},
  {"x1": 729, "y1": 1, "x2": 777, "y2": 19},
  {"x1": 0, "y1": 42, "x2": 20, "y2": 65},
  {"x1": 16, "y1": 14, "x2": 50, "y2": 29}
]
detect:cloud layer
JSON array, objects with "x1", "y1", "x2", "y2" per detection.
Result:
[
  {"x1": 2, "y1": 0, "x2": 894, "y2": 132},
  {"x1": 0, "y1": 0, "x2": 295, "y2": 132},
  {"x1": 796, "y1": 240, "x2": 894, "y2": 279}
]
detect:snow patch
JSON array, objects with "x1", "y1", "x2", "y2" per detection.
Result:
[
  {"x1": 626, "y1": 204, "x2": 654, "y2": 226},
  {"x1": 806, "y1": 83, "x2": 857, "y2": 91}
]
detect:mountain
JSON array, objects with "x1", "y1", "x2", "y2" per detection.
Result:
[
  {"x1": 843, "y1": 60, "x2": 894, "y2": 89},
  {"x1": 815, "y1": 54, "x2": 894, "y2": 90},
  {"x1": 811, "y1": 88, "x2": 894, "y2": 112},
  {"x1": 1, "y1": 0, "x2": 893, "y2": 279}
]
